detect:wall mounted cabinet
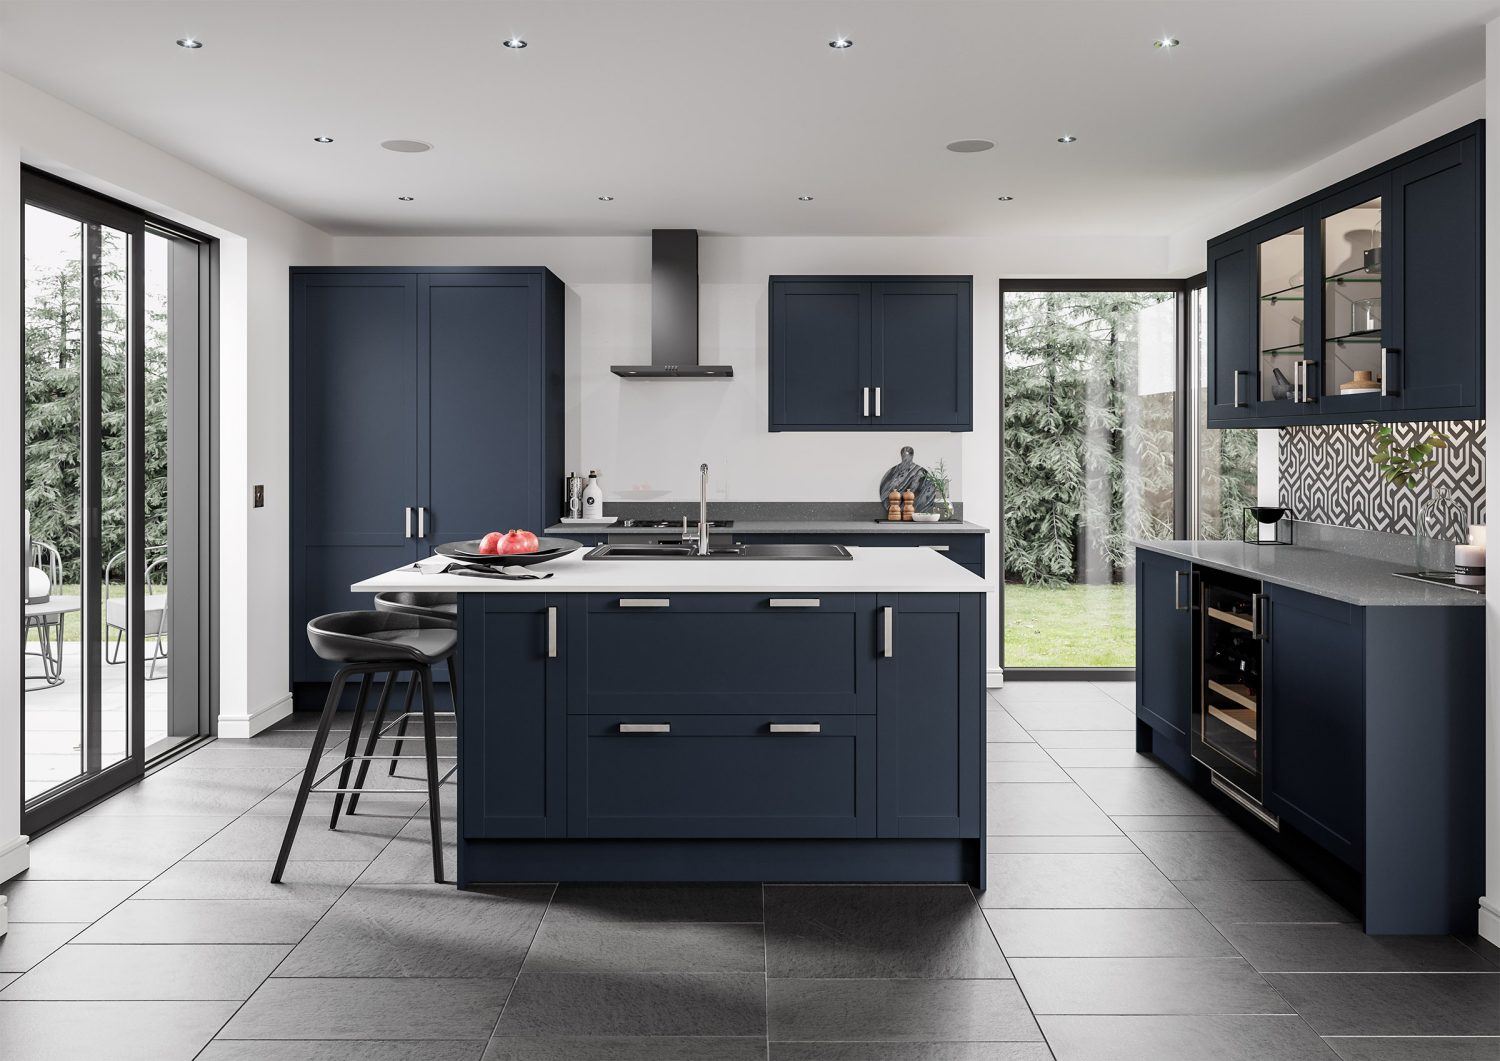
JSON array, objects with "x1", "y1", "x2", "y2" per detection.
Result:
[
  {"x1": 769, "y1": 276, "x2": 973, "y2": 432},
  {"x1": 1206, "y1": 122, "x2": 1482, "y2": 428},
  {"x1": 290, "y1": 267, "x2": 564, "y2": 697}
]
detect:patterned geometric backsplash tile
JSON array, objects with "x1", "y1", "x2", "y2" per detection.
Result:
[{"x1": 1278, "y1": 420, "x2": 1485, "y2": 535}]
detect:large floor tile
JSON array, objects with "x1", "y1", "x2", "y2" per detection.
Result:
[
  {"x1": 545, "y1": 883, "x2": 763, "y2": 923},
  {"x1": 0, "y1": 922, "x2": 86, "y2": 972},
  {"x1": 1001, "y1": 702, "x2": 1135, "y2": 732},
  {"x1": 765, "y1": 885, "x2": 1009, "y2": 978},
  {"x1": 1130, "y1": 829, "x2": 1299, "y2": 881},
  {"x1": 185, "y1": 810, "x2": 408, "y2": 862},
  {"x1": 177, "y1": 744, "x2": 329, "y2": 770},
  {"x1": 89, "y1": 768, "x2": 298, "y2": 817},
  {"x1": 1174, "y1": 879, "x2": 1357, "y2": 925},
  {"x1": 248, "y1": 773, "x2": 432, "y2": 819},
  {"x1": 354, "y1": 812, "x2": 457, "y2": 884},
  {"x1": 772, "y1": 1045, "x2": 1053, "y2": 1060},
  {"x1": 1064, "y1": 767, "x2": 1217, "y2": 816},
  {"x1": 1112, "y1": 814, "x2": 1239, "y2": 833},
  {"x1": 485, "y1": 1035, "x2": 768, "y2": 1059},
  {"x1": 201, "y1": 1042, "x2": 486, "y2": 1061},
  {"x1": 275, "y1": 884, "x2": 549, "y2": 978},
  {"x1": 1038, "y1": 1014, "x2": 1338, "y2": 1061},
  {"x1": 984, "y1": 908, "x2": 1236, "y2": 958},
  {"x1": 1325, "y1": 1036, "x2": 1500, "y2": 1060},
  {"x1": 768, "y1": 978, "x2": 1041, "y2": 1043},
  {"x1": 986, "y1": 707, "x2": 1033, "y2": 742},
  {"x1": 222, "y1": 977, "x2": 510, "y2": 1039},
  {"x1": 1047, "y1": 748, "x2": 1160, "y2": 768},
  {"x1": 986, "y1": 743, "x2": 1053, "y2": 763},
  {"x1": 986, "y1": 783, "x2": 1121, "y2": 836},
  {"x1": 494, "y1": 972, "x2": 766, "y2": 1037},
  {"x1": 993, "y1": 683, "x2": 1119, "y2": 704},
  {"x1": 1093, "y1": 682, "x2": 1136, "y2": 707},
  {"x1": 0, "y1": 879, "x2": 143, "y2": 922},
  {"x1": 23, "y1": 815, "x2": 231, "y2": 879},
  {"x1": 0, "y1": 999, "x2": 240, "y2": 1061},
  {"x1": 986, "y1": 835, "x2": 1139, "y2": 854},
  {"x1": 1265, "y1": 972, "x2": 1500, "y2": 1035},
  {"x1": 986, "y1": 759, "x2": 1072, "y2": 783},
  {"x1": 1031, "y1": 730, "x2": 1138, "y2": 749},
  {"x1": 132, "y1": 859, "x2": 367, "y2": 900},
  {"x1": 1011, "y1": 956, "x2": 1291, "y2": 1015},
  {"x1": 524, "y1": 920, "x2": 765, "y2": 974},
  {"x1": 1222, "y1": 922, "x2": 1496, "y2": 973},
  {"x1": 976, "y1": 853, "x2": 1189, "y2": 909},
  {"x1": 1, "y1": 942, "x2": 290, "y2": 1000},
  {"x1": 75, "y1": 898, "x2": 330, "y2": 944}
]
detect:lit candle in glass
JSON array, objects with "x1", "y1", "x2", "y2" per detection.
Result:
[{"x1": 1455, "y1": 524, "x2": 1486, "y2": 587}]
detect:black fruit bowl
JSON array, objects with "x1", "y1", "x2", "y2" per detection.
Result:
[
  {"x1": 435, "y1": 537, "x2": 583, "y2": 567},
  {"x1": 1248, "y1": 506, "x2": 1288, "y2": 525}
]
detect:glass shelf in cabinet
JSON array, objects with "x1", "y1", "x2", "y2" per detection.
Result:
[
  {"x1": 1324, "y1": 267, "x2": 1381, "y2": 284},
  {"x1": 1327, "y1": 332, "x2": 1381, "y2": 345},
  {"x1": 1261, "y1": 281, "x2": 1305, "y2": 301},
  {"x1": 1260, "y1": 344, "x2": 1304, "y2": 356}
]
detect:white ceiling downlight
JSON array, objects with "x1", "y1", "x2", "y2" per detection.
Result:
[
  {"x1": 797, "y1": 195, "x2": 815, "y2": 201},
  {"x1": 1154, "y1": 37, "x2": 1180, "y2": 49},
  {"x1": 503, "y1": 37, "x2": 528, "y2": 49},
  {"x1": 175, "y1": 37, "x2": 202, "y2": 49},
  {"x1": 397, "y1": 195, "x2": 415, "y2": 201},
  {"x1": 828, "y1": 37, "x2": 853, "y2": 49},
  {"x1": 1057, "y1": 135, "x2": 1078, "y2": 143},
  {"x1": 598, "y1": 195, "x2": 614, "y2": 201},
  {"x1": 997, "y1": 195, "x2": 1014, "y2": 201},
  {"x1": 381, "y1": 139, "x2": 433, "y2": 153},
  {"x1": 946, "y1": 139, "x2": 995, "y2": 153},
  {"x1": 313, "y1": 136, "x2": 334, "y2": 143}
]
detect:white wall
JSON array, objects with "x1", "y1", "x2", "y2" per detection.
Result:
[
  {"x1": 0, "y1": 72, "x2": 331, "y2": 888},
  {"x1": 334, "y1": 232, "x2": 1174, "y2": 675},
  {"x1": 1482, "y1": 21, "x2": 1500, "y2": 949}
]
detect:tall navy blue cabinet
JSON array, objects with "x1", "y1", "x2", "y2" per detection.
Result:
[
  {"x1": 290, "y1": 267, "x2": 565, "y2": 699},
  {"x1": 769, "y1": 276, "x2": 973, "y2": 432}
]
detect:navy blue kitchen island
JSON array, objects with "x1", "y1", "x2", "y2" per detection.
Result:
[{"x1": 356, "y1": 547, "x2": 988, "y2": 887}]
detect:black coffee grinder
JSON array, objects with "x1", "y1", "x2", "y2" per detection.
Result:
[{"x1": 1242, "y1": 506, "x2": 1294, "y2": 545}]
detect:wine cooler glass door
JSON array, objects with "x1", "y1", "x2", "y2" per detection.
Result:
[{"x1": 1196, "y1": 579, "x2": 1263, "y2": 797}]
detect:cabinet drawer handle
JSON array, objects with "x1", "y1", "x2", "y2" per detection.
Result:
[
  {"x1": 546, "y1": 606, "x2": 558, "y2": 658},
  {"x1": 619, "y1": 723, "x2": 670, "y2": 734},
  {"x1": 882, "y1": 606, "x2": 894, "y2": 658},
  {"x1": 770, "y1": 598, "x2": 820, "y2": 607},
  {"x1": 769, "y1": 723, "x2": 821, "y2": 734},
  {"x1": 620, "y1": 598, "x2": 670, "y2": 608},
  {"x1": 862, "y1": 386, "x2": 870, "y2": 417}
]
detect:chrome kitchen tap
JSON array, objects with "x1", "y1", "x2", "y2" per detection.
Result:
[{"x1": 696, "y1": 463, "x2": 711, "y2": 556}]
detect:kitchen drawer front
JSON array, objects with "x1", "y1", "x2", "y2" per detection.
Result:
[
  {"x1": 568, "y1": 714, "x2": 875, "y2": 838},
  {"x1": 571, "y1": 592, "x2": 875, "y2": 715}
]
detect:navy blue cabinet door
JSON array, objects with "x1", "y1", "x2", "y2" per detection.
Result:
[
  {"x1": 1389, "y1": 135, "x2": 1483, "y2": 417},
  {"x1": 871, "y1": 282, "x2": 973, "y2": 430},
  {"x1": 1263, "y1": 584, "x2": 1364, "y2": 866},
  {"x1": 459, "y1": 593, "x2": 566, "y2": 838},
  {"x1": 1206, "y1": 235, "x2": 1256, "y2": 426},
  {"x1": 770, "y1": 282, "x2": 870, "y2": 429},
  {"x1": 420, "y1": 273, "x2": 544, "y2": 543},
  {"x1": 1135, "y1": 551, "x2": 1193, "y2": 747},
  {"x1": 876, "y1": 593, "x2": 983, "y2": 838},
  {"x1": 291, "y1": 274, "x2": 420, "y2": 682}
]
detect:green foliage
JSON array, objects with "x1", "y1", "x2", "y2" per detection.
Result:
[
  {"x1": 1003, "y1": 291, "x2": 1176, "y2": 587},
  {"x1": 1369, "y1": 421, "x2": 1447, "y2": 489},
  {"x1": 24, "y1": 230, "x2": 169, "y2": 583}
]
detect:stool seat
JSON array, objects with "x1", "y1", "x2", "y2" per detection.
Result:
[
  {"x1": 307, "y1": 611, "x2": 456, "y2": 664},
  {"x1": 374, "y1": 591, "x2": 458, "y2": 625}
]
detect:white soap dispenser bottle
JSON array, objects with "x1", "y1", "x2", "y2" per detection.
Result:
[{"x1": 581, "y1": 470, "x2": 605, "y2": 519}]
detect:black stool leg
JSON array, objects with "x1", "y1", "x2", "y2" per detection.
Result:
[
  {"x1": 272, "y1": 668, "x2": 349, "y2": 883},
  {"x1": 348, "y1": 668, "x2": 399, "y2": 816},
  {"x1": 419, "y1": 663, "x2": 445, "y2": 883},
  {"x1": 388, "y1": 676, "x2": 417, "y2": 776},
  {"x1": 330, "y1": 672, "x2": 374, "y2": 829}
]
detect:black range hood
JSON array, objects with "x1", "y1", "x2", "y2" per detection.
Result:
[{"x1": 611, "y1": 229, "x2": 732, "y2": 379}]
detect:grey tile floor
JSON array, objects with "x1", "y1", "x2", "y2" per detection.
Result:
[{"x1": 0, "y1": 680, "x2": 1496, "y2": 1060}]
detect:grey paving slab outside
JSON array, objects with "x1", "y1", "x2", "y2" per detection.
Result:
[{"x1": 0, "y1": 681, "x2": 1494, "y2": 1061}]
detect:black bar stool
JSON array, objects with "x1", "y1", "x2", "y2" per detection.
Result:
[
  {"x1": 272, "y1": 610, "x2": 457, "y2": 884},
  {"x1": 373, "y1": 592, "x2": 458, "y2": 778}
]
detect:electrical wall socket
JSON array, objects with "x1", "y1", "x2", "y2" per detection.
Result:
[{"x1": 253, "y1": 485, "x2": 264, "y2": 508}]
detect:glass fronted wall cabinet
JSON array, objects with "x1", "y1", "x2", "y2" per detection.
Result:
[{"x1": 1206, "y1": 121, "x2": 1481, "y2": 428}]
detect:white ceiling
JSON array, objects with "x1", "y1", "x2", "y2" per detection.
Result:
[{"x1": 1, "y1": 0, "x2": 1496, "y2": 238}]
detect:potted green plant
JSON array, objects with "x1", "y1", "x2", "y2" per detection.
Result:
[{"x1": 925, "y1": 459, "x2": 955, "y2": 521}]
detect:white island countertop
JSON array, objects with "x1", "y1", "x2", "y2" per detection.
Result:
[{"x1": 353, "y1": 545, "x2": 991, "y2": 595}]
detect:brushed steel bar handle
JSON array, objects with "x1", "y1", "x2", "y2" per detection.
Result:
[
  {"x1": 1233, "y1": 370, "x2": 1242, "y2": 408},
  {"x1": 925, "y1": 545, "x2": 950, "y2": 553},
  {"x1": 874, "y1": 386, "x2": 882, "y2": 417},
  {"x1": 1251, "y1": 592, "x2": 1266, "y2": 640},
  {"x1": 770, "y1": 598, "x2": 821, "y2": 607},
  {"x1": 546, "y1": 606, "x2": 558, "y2": 658},
  {"x1": 404, "y1": 507, "x2": 413, "y2": 539},
  {"x1": 619, "y1": 723, "x2": 670, "y2": 734},
  {"x1": 769, "y1": 723, "x2": 821, "y2": 734},
  {"x1": 620, "y1": 598, "x2": 670, "y2": 608},
  {"x1": 1173, "y1": 570, "x2": 1187, "y2": 611},
  {"x1": 882, "y1": 606, "x2": 894, "y2": 657},
  {"x1": 1380, "y1": 347, "x2": 1400, "y2": 397},
  {"x1": 863, "y1": 387, "x2": 870, "y2": 416},
  {"x1": 417, "y1": 507, "x2": 427, "y2": 538}
]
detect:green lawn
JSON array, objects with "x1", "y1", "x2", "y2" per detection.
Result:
[{"x1": 1004, "y1": 583, "x2": 1135, "y2": 668}]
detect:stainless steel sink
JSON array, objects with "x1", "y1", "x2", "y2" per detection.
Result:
[{"x1": 584, "y1": 542, "x2": 852, "y2": 561}]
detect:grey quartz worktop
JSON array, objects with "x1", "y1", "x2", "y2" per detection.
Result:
[
  {"x1": 546, "y1": 519, "x2": 989, "y2": 536},
  {"x1": 1137, "y1": 540, "x2": 1484, "y2": 607}
]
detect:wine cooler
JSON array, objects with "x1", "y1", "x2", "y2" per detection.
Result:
[{"x1": 1191, "y1": 568, "x2": 1266, "y2": 803}]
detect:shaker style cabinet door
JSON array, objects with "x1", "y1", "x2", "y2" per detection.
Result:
[
  {"x1": 1205, "y1": 234, "x2": 1257, "y2": 426},
  {"x1": 1134, "y1": 550, "x2": 1194, "y2": 747},
  {"x1": 769, "y1": 281, "x2": 871, "y2": 429},
  {"x1": 870, "y1": 282, "x2": 973, "y2": 430}
]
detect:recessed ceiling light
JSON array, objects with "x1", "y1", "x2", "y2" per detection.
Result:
[
  {"x1": 381, "y1": 139, "x2": 433, "y2": 153},
  {"x1": 1057, "y1": 135, "x2": 1078, "y2": 144},
  {"x1": 313, "y1": 136, "x2": 334, "y2": 144},
  {"x1": 997, "y1": 195, "x2": 1014, "y2": 201},
  {"x1": 503, "y1": 37, "x2": 527, "y2": 49},
  {"x1": 397, "y1": 196, "x2": 415, "y2": 201},
  {"x1": 1153, "y1": 37, "x2": 1180, "y2": 49},
  {"x1": 829, "y1": 37, "x2": 853, "y2": 49},
  {"x1": 597, "y1": 196, "x2": 614, "y2": 201},
  {"x1": 797, "y1": 195, "x2": 815, "y2": 201},
  {"x1": 946, "y1": 139, "x2": 996, "y2": 153},
  {"x1": 175, "y1": 36, "x2": 202, "y2": 49}
]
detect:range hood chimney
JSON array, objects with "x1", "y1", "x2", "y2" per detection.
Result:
[{"x1": 611, "y1": 229, "x2": 732, "y2": 378}]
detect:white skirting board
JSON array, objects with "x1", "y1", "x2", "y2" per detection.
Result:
[
  {"x1": 217, "y1": 692, "x2": 292, "y2": 739},
  {"x1": 987, "y1": 669, "x2": 1004, "y2": 688},
  {"x1": 1480, "y1": 896, "x2": 1500, "y2": 947},
  {"x1": 0, "y1": 834, "x2": 31, "y2": 889}
]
